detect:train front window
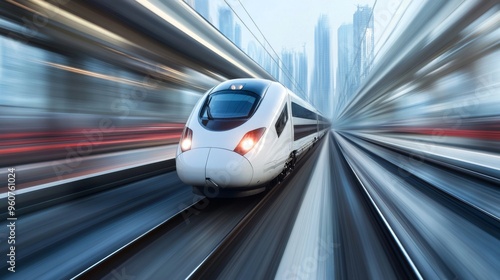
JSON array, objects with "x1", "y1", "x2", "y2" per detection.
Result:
[{"x1": 200, "y1": 91, "x2": 259, "y2": 119}]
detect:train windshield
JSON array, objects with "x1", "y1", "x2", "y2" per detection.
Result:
[{"x1": 200, "y1": 91, "x2": 260, "y2": 119}]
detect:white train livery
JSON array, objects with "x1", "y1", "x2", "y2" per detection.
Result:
[{"x1": 176, "y1": 78, "x2": 330, "y2": 196}]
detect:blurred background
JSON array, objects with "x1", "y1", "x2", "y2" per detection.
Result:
[
  {"x1": 1, "y1": 0, "x2": 499, "y2": 167},
  {"x1": 0, "y1": 0, "x2": 499, "y2": 279},
  {"x1": 1, "y1": 0, "x2": 498, "y2": 171}
]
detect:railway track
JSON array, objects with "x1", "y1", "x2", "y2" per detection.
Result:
[
  {"x1": 4, "y1": 131, "x2": 496, "y2": 279},
  {"x1": 72, "y1": 137, "x2": 326, "y2": 279},
  {"x1": 335, "y1": 132, "x2": 500, "y2": 279},
  {"x1": 332, "y1": 134, "x2": 422, "y2": 279}
]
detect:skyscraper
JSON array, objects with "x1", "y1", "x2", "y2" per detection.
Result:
[
  {"x1": 267, "y1": 53, "x2": 280, "y2": 81},
  {"x1": 218, "y1": 7, "x2": 243, "y2": 49},
  {"x1": 247, "y1": 41, "x2": 262, "y2": 65},
  {"x1": 194, "y1": 0, "x2": 210, "y2": 21},
  {"x1": 311, "y1": 15, "x2": 332, "y2": 115},
  {"x1": 337, "y1": 23, "x2": 354, "y2": 110},
  {"x1": 295, "y1": 48, "x2": 308, "y2": 99},
  {"x1": 353, "y1": 6, "x2": 374, "y2": 91},
  {"x1": 247, "y1": 41, "x2": 279, "y2": 81},
  {"x1": 235, "y1": 23, "x2": 242, "y2": 49},
  {"x1": 280, "y1": 50, "x2": 295, "y2": 91}
]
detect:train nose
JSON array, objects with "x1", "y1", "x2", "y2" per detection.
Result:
[
  {"x1": 205, "y1": 148, "x2": 253, "y2": 187},
  {"x1": 176, "y1": 148, "x2": 253, "y2": 188}
]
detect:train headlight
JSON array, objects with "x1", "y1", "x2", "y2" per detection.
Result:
[
  {"x1": 180, "y1": 127, "x2": 193, "y2": 152},
  {"x1": 241, "y1": 138, "x2": 254, "y2": 151},
  {"x1": 234, "y1": 127, "x2": 266, "y2": 155}
]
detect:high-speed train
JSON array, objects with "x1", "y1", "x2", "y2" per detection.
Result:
[{"x1": 176, "y1": 78, "x2": 330, "y2": 196}]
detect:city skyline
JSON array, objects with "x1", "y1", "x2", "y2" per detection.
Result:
[
  {"x1": 336, "y1": 5, "x2": 375, "y2": 113},
  {"x1": 353, "y1": 5, "x2": 374, "y2": 92},
  {"x1": 337, "y1": 23, "x2": 354, "y2": 111},
  {"x1": 311, "y1": 15, "x2": 332, "y2": 116},
  {"x1": 185, "y1": 0, "x2": 418, "y2": 117}
]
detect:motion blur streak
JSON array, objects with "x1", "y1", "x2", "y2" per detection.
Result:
[
  {"x1": 335, "y1": 0, "x2": 500, "y2": 134},
  {"x1": 276, "y1": 135, "x2": 421, "y2": 280},
  {"x1": 0, "y1": 173, "x2": 199, "y2": 279},
  {"x1": 29, "y1": 0, "x2": 134, "y2": 46},
  {"x1": 278, "y1": 1, "x2": 499, "y2": 278},
  {"x1": 276, "y1": 138, "x2": 334, "y2": 280},
  {"x1": 136, "y1": 0, "x2": 261, "y2": 79},
  {"x1": 38, "y1": 61, "x2": 158, "y2": 89},
  {"x1": 0, "y1": 0, "x2": 271, "y2": 191},
  {"x1": 0, "y1": 123, "x2": 182, "y2": 168},
  {"x1": 335, "y1": 132, "x2": 500, "y2": 279},
  {"x1": 329, "y1": 2, "x2": 500, "y2": 277}
]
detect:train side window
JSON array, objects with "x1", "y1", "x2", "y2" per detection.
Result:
[{"x1": 275, "y1": 104, "x2": 288, "y2": 137}]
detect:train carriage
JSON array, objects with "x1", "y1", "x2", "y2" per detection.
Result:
[{"x1": 176, "y1": 78, "x2": 330, "y2": 196}]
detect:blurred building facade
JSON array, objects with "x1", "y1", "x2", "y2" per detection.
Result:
[
  {"x1": 353, "y1": 5, "x2": 374, "y2": 91},
  {"x1": 218, "y1": 7, "x2": 244, "y2": 50},
  {"x1": 218, "y1": 7, "x2": 234, "y2": 43},
  {"x1": 235, "y1": 23, "x2": 242, "y2": 49},
  {"x1": 295, "y1": 48, "x2": 308, "y2": 99},
  {"x1": 311, "y1": 15, "x2": 332, "y2": 116},
  {"x1": 247, "y1": 41, "x2": 279, "y2": 81},
  {"x1": 280, "y1": 50, "x2": 294, "y2": 91},
  {"x1": 336, "y1": 23, "x2": 354, "y2": 111},
  {"x1": 266, "y1": 54, "x2": 280, "y2": 81}
]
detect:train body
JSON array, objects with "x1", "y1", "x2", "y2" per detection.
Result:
[{"x1": 176, "y1": 78, "x2": 330, "y2": 196}]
